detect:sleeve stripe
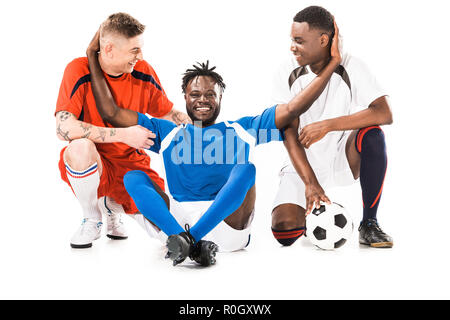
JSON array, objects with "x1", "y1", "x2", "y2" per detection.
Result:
[
  {"x1": 131, "y1": 70, "x2": 163, "y2": 92},
  {"x1": 70, "y1": 74, "x2": 91, "y2": 98}
]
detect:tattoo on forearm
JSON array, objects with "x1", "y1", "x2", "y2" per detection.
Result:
[
  {"x1": 57, "y1": 124, "x2": 72, "y2": 141},
  {"x1": 80, "y1": 122, "x2": 92, "y2": 132},
  {"x1": 110, "y1": 128, "x2": 116, "y2": 137},
  {"x1": 96, "y1": 128, "x2": 107, "y2": 142},
  {"x1": 58, "y1": 111, "x2": 72, "y2": 122},
  {"x1": 81, "y1": 132, "x2": 91, "y2": 139}
]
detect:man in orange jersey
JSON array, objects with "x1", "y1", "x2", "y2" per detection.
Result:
[{"x1": 55, "y1": 13, "x2": 190, "y2": 249}]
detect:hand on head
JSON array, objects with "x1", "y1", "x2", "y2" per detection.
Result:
[
  {"x1": 87, "y1": 28, "x2": 101, "y2": 56},
  {"x1": 330, "y1": 19, "x2": 341, "y2": 63}
]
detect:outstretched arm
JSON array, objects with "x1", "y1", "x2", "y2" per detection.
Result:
[
  {"x1": 274, "y1": 21, "x2": 341, "y2": 129},
  {"x1": 86, "y1": 31, "x2": 138, "y2": 127}
]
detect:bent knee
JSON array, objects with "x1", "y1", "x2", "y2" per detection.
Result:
[
  {"x1": 272, "y1": 205, "x2": 305, "y2": 230},
  {"x1": 64, "y1": 139, "x2": 99, "y2": 168},
  {"x1": 356, "y1": 126, "x2": 386, "y2": 153},
  {"x1": 123, "y1": 170, "x2": 149, "y2": 191},
  {"x1": 272, "y1": 227, "x2": 305, "y2": 246},
  {"x1": 271, "y1": 205, "x2": 306, "y2": 246}
]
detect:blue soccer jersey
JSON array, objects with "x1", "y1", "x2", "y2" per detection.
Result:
[{"x1": 137, "y1": 105, "x2": 282, "y2": 202}]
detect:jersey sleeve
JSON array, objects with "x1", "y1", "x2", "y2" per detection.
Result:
[
  {"x1": 137, "y1": 112, "x2": 176, "y2": 153},
  {"x1": 142, "y1": 63, "x2": 174, "y2": 118},
  {"x1": 55, "y1": 58, "x2": 89, "y2": 118},
  {"x1": 347, "y1": 56, "x2": 388, "y2": 113},
  {"x1": 235, "y1": 105, "x2": 284, "y2": 145}
]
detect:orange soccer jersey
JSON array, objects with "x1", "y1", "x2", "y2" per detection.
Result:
[{"x1": 56, "y1": 57, "x2": 173, "y2": 213}]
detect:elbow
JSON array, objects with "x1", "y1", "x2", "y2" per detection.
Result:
[
  {"x1": 381, "y1": 97, "x2": 393, "y2": 125},
  {"x1": 386, "y1": 115, "x2": 393, "y2": 125},
  {"x1": 100, "y1": 109, "x2": 118, "y2": 125},
  {"x1": 384, "y1": 108, "x2": 394, "y2": 125},
  {"x1": 55, "y1": 121, "x2": 69, "y2": 141}
]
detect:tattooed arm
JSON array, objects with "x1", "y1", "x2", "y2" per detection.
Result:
[
  {"x1": 55, "y1": 110, "x2": 155, "y2": 149},
  {"x1": 160, "y1": 108, "x2": 192, "y2": 125}
]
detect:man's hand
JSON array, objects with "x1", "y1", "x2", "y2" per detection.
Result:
[
  {"x1": 161, "y1": 108, "x2": 192, "y2": 125},
  {"x1": 122, "y1": 125, "x2": 156, "y2": 149},
  {"x1": 305, "y1": 182, "x2": 331, "y2": 215},
  {"x1": 299, "y1": 120, "x2": 331, "y2": 148},
  {"x1": 330, "y1": 20, "x2": 341, "y2": 64},
  {"x1": 87, "y1": 29, "x2": 100, "y2": 56}
]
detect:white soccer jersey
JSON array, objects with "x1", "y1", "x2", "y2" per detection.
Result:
[{"x1": 271, "y1": 53, "x2": 388, "y2": 175}]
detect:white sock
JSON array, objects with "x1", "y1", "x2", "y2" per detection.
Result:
[{"x1": 65, "y1": 162, "x2": 102, "y2": 222}]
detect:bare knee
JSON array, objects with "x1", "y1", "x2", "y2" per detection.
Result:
[
  {"x1": 64, "y1": 139, "x2": 99, "y2": 170},
  {"x1": 271, "y1": 204, "x2": 305, "y2": 230},
  {"x1": 272, "y1": 204, "x2": 306, "y2": 246}
]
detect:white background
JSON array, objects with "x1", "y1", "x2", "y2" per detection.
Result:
[{"x1": 0, "y1": 0, "x2": 449, "y2": 299}]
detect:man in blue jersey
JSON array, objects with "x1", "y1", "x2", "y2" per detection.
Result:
[{"x1": 86, "y1": 24, "x2": 340, "y2": 266}]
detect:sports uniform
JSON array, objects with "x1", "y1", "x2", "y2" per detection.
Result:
[
  {"x1": 271, "y1": 53, "x2": 387, "y2": 210},
  {"x1": 56, "y1": 57, "x2": 173, "y2": 214},
  {"x1": 126, "y1": 106, "x2": 282, "y2": 252}
]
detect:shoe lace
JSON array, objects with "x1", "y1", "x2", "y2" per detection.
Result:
[
  {"x1": 366, "y1": 219, "x2": 387, "y2": 235},
  {"x1": 80, "y1": 219, "x2": 102, "y2": 236},
  {"x1": 184, "y1": 224, "x2": 197, "y2": 246},
  {"x1": 107, "y1": 211, "x2": 123, "y2": 228}
]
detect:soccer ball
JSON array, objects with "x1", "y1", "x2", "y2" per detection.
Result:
[{"x1": 305, "y1": 202, "x2": 354, "y2": 250}]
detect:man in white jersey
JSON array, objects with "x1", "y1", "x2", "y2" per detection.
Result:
[{"x1": 271, "y1": 6, "x2": 394, "y2": 248}]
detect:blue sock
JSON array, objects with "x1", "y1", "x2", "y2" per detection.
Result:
[
  {"x1": 189, "y1": 164, "x2": 256, "y2": 242},
  {"x1": 356, "y1": 126, "x2": 387, "y2": 222},
  {"x1": 123, "y1": 170, "x2": 184, "y2": 236}
]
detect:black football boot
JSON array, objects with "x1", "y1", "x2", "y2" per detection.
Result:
[
  {"x1": 165, "y1": 225, "x2": 219, "y2": 266},
  {"x1": 359, "y1": 219, "x2": 393, "y2": 248},
  {"x1": 189, "y1": 240, "x2": 219, "y2": 267},
  {"x1": 165, "y1": 230, "x2": 195, "y2": 266}
]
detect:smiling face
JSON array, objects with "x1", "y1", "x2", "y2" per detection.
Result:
[
  {"x1": 290, "y1": 21, "x2": 330, "y2": 67},
  {"x1": 184, "y1": 76, "x2": 222, "y2": 127},
  {"x1": 100, "y1": 34, "x2": 144, "y2": 75}
]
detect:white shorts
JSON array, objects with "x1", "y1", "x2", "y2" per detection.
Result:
[
  {"x1": 272, "y1": 133, "x2": 357, "y2": 210},
  {"x1": 130, "y1": 195, "x2": 252, "y2": 253}
]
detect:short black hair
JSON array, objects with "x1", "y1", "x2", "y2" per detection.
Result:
[
  {"x1": 293, "y1": 6, "x2": 334, "y2": 37},
  {"x1": 181, "y1": 61, "x2": 226, "y2": 93}
]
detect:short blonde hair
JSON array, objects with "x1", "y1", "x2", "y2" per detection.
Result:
[{"x1": 100, "y1": 12, "x2": 145, "y2": 39}]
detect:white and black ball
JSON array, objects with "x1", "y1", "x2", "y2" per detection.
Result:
[{"x1": 305, "y1": 202, "x2": 354, "y2": 250}]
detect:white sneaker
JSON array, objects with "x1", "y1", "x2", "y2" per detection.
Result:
[
  {"x1": 70, "y1": 219, "x2": 103, "y2": 249},
  {"x1": 98, "y1": 196, "x2": 128, "y2": 240}
]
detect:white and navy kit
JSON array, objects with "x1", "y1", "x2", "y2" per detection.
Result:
[
  {"x1": 271, "y1": 53, "x2": 388, "y2": 210},
  {"x1": 132, "y1": 106, "x2": 282, "y2": 251}
]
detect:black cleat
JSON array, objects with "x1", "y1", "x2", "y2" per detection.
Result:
[
  {"x1": 189, "y1": 240, "x2": 219, "y2": 266},
  {"x1": 165, "y1": 231, "x2": 195, "y2": 266},
  {"x1": 359, "y1": 219, "x2": 393, "y2": 248},
  {"x1": 165, "y1": 224, "x2": 219, "y2": 267}
]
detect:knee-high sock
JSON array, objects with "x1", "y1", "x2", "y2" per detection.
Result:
[
  {"x1": 65, "y1": 162, "x2": 102, "y2": 221},
  {"x1": 124, "y1": 170, "x2": 184, "y2": 236},
  {"x1": 190, "y1": 164, "x2": 256, "y2": 242},
  {"x1": 356, "y1": 126, "x2": 387, "y2": 222},
  {"x1": 272, "y1": 227, "x2": 305, "y2": 246}
]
